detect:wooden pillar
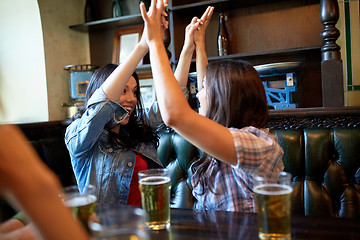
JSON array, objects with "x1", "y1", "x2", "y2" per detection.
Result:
[{"x1": 320, "y1": 0, "x2": 344, "y2": 107}]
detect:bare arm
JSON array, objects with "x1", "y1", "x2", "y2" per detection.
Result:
[
  {"x1": 141, "y1": 1, "x2": 237, "y2": 165},
  {"x1": 174, "y1": 17, "x2": 198, "y2": 87},
  {"x1": 101, "y1": 35, "x2": 149, "y2": 102},
  {"x1": 174, "y1": 7, "x2": 214, "y2": 90},
  {"x1": 0, "y1": 223, "x2": 37, "y2": 240},
  {"x1": 194, "y1": 7, "x2": 214, "y2": 90},
  {"x1": 0, "y1": 125, "x2": 89, "y2": 240},
  {"x1": 0, "y1": 219, "x2": 24, "y2": 234},
  {"x1": 102, "y1": 0, "x2": 169, "y2": 102}
]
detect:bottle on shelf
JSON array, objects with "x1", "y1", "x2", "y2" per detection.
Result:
[
  {"x1": 84, "y1": 0, "x2": 97, "y2": 22},
  {"x1": 217, "y1": 12, "x2": 230, "y2": 56},
  {"x1": 112, "y1": 0, "x2": 122, "y2": 18}
]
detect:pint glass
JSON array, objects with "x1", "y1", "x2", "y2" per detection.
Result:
[
  {"x1": 62, "y1": 184, "x2": 97, "y2": 232},
  {"x1": 253, "y1": 172, "x2": 293, "y2": 240},
  {"x1": 138, "y1": 168, "x2": 171, "y2": 230},
  {"x1": 88, "y1": 206, "x2": 149, "y2": 240}
]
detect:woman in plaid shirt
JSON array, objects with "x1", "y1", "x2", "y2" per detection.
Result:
[{"x1": 140, "y1": 2, "x2": 284, "y2": 212}]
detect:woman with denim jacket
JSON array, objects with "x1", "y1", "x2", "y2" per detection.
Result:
[{"x1": 65, "y1": 4, "x2": 193, "y2": 208}]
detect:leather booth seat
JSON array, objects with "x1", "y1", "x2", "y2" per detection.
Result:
[
  {"x1": 157, "y1": 130, "x2": 200, "y2": 208},
  {"x1": 273, "y1": 128, "x2": 360, "y2": 218},
  {"x1": 158, "y1": 127, "x2": 360, "y2": 218},
  {"x1": 2, "y1": 122, "x2": 359, "y2": 221}
]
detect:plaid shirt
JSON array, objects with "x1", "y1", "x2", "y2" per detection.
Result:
[{"x1": 191, "y1": 126, "x2": 284, "y2": 212}]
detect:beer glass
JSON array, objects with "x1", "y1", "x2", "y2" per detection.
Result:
[
  {"x1": 88, "y1": 206, "x2": 149, "y2": 240},
  {"x1": 62, "y1": 184, "x2": 97, "y2": 232},
  {"x1": 253, "y1": 172, "x2": 293, "y2": 240},
  {"x1": 138, "y1": 168, "x2": 171, "y2": 230}
]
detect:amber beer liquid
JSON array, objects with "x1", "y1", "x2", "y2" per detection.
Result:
[
  {"x1": 65, "y1": 194, "x2": 97, "y2": 231},
  {"x1": 254, "y1": 184, "x2": 292, "y2": 240},
  {"x1": 139, "y1": 175, "x2": 171, "y2": 230},
  {"x1": 63, "y1": 185, "x2": 97, "y2": 232}
]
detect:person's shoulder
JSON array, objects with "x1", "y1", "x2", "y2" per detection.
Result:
[
  {"x1": 228, "y1": 126, "x2": 273, "y2": 140},
  {"x1": 228, "y1": 126, "x2": 266, "y2": 134}
]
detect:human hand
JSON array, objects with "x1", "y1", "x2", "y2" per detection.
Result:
[
  {"x1": 161, "y1": 0, "x2": 169, "y2": 30},
  {"x1": 140, "y1": 0, "x2": 166, "y2": 46},
  {"x1": 183, "y1": 17, "x2": 201, "y2": 52},
  {"x1": 139, "y1": 0, "x2": 168, "y2": 50},
  {"x1": 194, "y1": 6, "x2": 214, "y2": 45}
]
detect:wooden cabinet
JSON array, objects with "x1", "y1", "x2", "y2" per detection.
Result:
[
  {"x1": 70, "y1": 0, "x2": 325, "y2": 108},
  {"x1": 168, "y1": 0, "x2": 323, "y2": 108}
]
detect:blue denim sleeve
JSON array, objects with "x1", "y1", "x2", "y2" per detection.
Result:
[{"x1": 65, "y1": 88, "x2": 128, "y2": 157}]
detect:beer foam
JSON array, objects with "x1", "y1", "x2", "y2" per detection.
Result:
[
  {"x1": 66, "y1": 195, "x2": 96, "y2": 207},
  {"x1": 139, "y1": 176, "x2": 171, "y2": 185},
  {"x1": 253, "y1": 184, "x2": 292, "y2": 195}
]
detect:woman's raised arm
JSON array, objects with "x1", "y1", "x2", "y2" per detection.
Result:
[{"x1": 140, "y1": 1, "x2": 237, "y2": 165}]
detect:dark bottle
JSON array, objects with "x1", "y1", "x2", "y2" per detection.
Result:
[
  {"x1": 217, "y1": 13, "x2": 229, "y2": 56},
  {"x1": 85, "y1": 0, "x2": 97, "y2": 22},
  {"x1": 112, "y1": 0, "x2": 122, "y2": 18}
]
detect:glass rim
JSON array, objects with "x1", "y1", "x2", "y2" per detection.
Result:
[
  {"x1": 253, "y1": 171, "x2": 292, "y2": 178},
  {"x1": 138, "y1": 168, "x2": 170, "y2": 177},
  {"x1": 63, "y1": 184, "x2": 96, "y2": 190},
  {"x1": 61, "y1": 184, "x2": 96, "y2": 200},
  {"x1": 138, "y1": 168, "x2": 169, "y2": 174},
  {"x1": 88, "y1": 206, "x2": 147, "y2": 232},
  {"x1": 252, "y1": 171, "x2": 292, "y2": 186}
]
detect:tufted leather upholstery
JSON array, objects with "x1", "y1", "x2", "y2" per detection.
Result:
[
  {"x1": 2, "y1": 122, "x2": 359, "y2": 222},
  {"x1": 158, "y1": 127, "x2": 360, "y2": 218},
  {"x1": 273, "y1": 128, "x2": 360, "y2": 218},
  {"x1": 157, "y1": 130, "x2": 199, "y2": 208}
]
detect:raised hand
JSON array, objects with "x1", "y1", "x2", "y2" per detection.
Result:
[
  {"x1": 183, "y1": 17, "x2": 201, "y2": 52},
  {"x1": 194, "y1": 6, "x2": 214, "y2": 45},
  {"x1": 161, "y1": 0, "x2": 169, "y2": 30},
  {"x1": 192, "y1": 6, "x2": 214, "y2": 91},
  {"x1": 140, "y1": 0, "x2": 166, "y2": 46}
]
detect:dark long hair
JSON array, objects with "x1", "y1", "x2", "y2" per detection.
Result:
[
  {"x1": 194, "y1": 59, "x2": 268, "y2": 194},
  {"x1": 73, "y1": 64, "x2": 159, "y2": 149}
]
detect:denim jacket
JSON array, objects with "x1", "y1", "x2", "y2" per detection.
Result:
[{"x1": 65, "y1": 86, "x2": 187, "y2": 207}]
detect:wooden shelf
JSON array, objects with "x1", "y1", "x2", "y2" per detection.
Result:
[
  {"x1": 69, "y1": 14, "x2": 143, "y2": 32},
  {"x1": 68, "y1": 0, "x2": 321, "y2": 33},
  {"x1": 171, "y1": 46, "x2": 322, "y2": 66},
  {"x1": 169, "y1": 0, "x2": 318, "y2": 15}
]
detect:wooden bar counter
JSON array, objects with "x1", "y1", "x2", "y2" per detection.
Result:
[{"x1": 149, "y1": 208, "x2": 360, "y2": 240}]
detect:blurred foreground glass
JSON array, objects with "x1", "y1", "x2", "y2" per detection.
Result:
[
  {"x1": 88, "y1": 206, "x2": 149, "y2": 240},
  {"x1": 62, "y1": 184, "x2": 97, "y2": 232},
  {"x1": 253, "y1": 172, "x2": 293, "y2": 240},
  {"x1": 138, "y1": 168, "x2": 171, "y2": 230}
]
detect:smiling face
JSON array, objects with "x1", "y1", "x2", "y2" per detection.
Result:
[
  {"x1": 119, "y1": 76, "x2": 138, "y2": 126},
  {"x1": 196, "y1": 78, "x2": 209, "y2": 116}
]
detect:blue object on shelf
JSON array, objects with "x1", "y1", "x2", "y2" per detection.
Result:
[
  {"x1": 64, "y1": 64, "x2": 98, "y2": 100},
  {"x1": 262, "y1": 72, "x2": 297, "y2": 109},
  {"x1": 254, "y1": 62, "x2": 301, "y2": 110}
]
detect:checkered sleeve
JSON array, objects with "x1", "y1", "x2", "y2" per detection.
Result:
[{"x1": 229, "y1": 127, "x2": 284, "y2": 172}]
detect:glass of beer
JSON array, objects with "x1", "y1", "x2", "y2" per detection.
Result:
[
  {"x1": 88, "y1": 206, "x2": 149, "y2": 240},
  {"x1": 253, "y1": 172, "x2": 293, "y2": 240},
  {"x1": 62, "y1": 184, "x2": 97, "y2": 232},
  {"x1": 138, "y1": 168, "x2": 171, "y2": 230}
]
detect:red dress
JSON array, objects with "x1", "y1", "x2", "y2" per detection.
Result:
[{"x1": 127, "y1": 153, "x2": 148, "y2": 206}]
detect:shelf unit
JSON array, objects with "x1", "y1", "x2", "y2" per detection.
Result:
[
  {"x1": 69, "y1": 14, "x2": 143, "y2": 32},
  {"x1": 69, "y1": 0, "x2": 324, "y2": 108}
]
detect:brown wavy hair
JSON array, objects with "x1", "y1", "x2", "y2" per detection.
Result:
[{"x1": 193, "y1": 59, "x2": 268, "y2": 194}]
